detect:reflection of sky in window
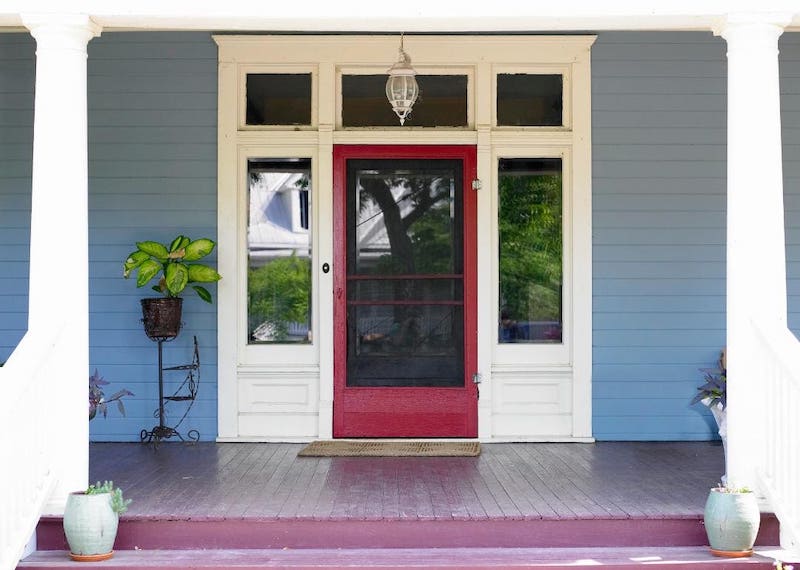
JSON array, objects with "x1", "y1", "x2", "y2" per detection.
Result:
[{"x1": 248, "y1": 171, "x2": 311, "y2": 265}]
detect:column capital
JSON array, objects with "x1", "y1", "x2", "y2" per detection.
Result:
[
  {"x1": 22, "y1": 13, "x2": 101, "y2": 51},
  {"x1": 712, "y1": 12, "x2": 791, "y2": 40}
]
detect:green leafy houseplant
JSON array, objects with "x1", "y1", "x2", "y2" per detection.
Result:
[{"x1": 123, "y1": 235, "x2": 221, "y2": 303}]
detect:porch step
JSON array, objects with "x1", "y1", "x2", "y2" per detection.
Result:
[
  {"x1": 18, "y1": 546, "x2": 792, "y2": 569},
  {"x1": 34, "y1": 514, "x2": 782, "y2": 551}
]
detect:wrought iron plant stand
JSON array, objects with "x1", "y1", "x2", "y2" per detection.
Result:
[{"x1": 140, "y1": 328, "x2": 201, "y2": 445}]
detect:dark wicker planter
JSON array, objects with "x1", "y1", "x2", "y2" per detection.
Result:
[{"x1": 140, "y1": 298, "x2": 183, "y2": 340}]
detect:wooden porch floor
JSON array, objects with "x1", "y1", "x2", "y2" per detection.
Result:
[{"x1": 89, "y1": 441, "x2": 726, "y2": 521}]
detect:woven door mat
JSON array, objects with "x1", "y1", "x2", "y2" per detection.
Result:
[{"x1": 297, "y1": 440, "x2": 481, "y2": 457}]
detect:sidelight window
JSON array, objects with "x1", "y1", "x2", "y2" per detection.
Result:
[
  {"x1": 247, "y1": 158, "x2": 312, "y2": 344},
  {"x1": 497, "y1": 158, "x2": 563, "y2": 344}
]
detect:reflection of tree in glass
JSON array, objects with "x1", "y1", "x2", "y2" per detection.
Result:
[
  {"x1": 248, "y1": 255, "x2": 310, "y2": 341},
  {"x1": 359, "y1": 175, "x2": 452, "y2": 275},
  {"x1": 358, "y1": 174, "x2": 454, "y2": 341},
  {"x1": 499, "y1": 172, "x2": 562, "y2": 324}
]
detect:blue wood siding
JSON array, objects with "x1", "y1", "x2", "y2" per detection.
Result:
[
  {"x1": 2, "y1": 30, "x2": 799, "y2": 441},
  {"x1": 86, "y1": 32, "x2": 218, "y2": 441},
  {"x1": 592, "y1": 31, "x2": 800, "y2": 440},
  {"x1": 783, "y1": 33, "x2": 800, "y2": 336},
  {"x1": 0, "y1": 32, "x2": 218, "y2": 441},
  {"x1": 0, "y1": 34, "x2": 33, "y2": 363}
]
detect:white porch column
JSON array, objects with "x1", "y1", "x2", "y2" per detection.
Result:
[
  {"x1": 717, "y1": 14, "x2": 789, "y2": 488},
  {"x1": 22, "y1": 14, "x2": 101, "y2": 513}
]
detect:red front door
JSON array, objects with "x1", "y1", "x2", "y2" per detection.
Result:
[{"x1": 333, "y1": 145, "x2": 478, "y2": 437}]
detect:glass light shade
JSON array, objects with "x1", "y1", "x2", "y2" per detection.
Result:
[{"x1": 385, "y1": 46, "x2": 419, "y2": 125}]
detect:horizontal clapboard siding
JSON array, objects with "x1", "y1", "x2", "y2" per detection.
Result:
[
  {"x1": 783, "y1": 32, "x2": 800, "y2": 338},
  {"x1": 0, "y1": 32, "x2": 218, "y2": 441},
  {"x1": 591, "y1": 31, "x2": 800, "y2": 440},
  {"x1": 86, "y1": 32, "x2": 218, "y2": 441},
  {"x1": 591, "y1": 32, "x2": 727, "y2": 441},
  {"x1": 0, "y1": 34, "x2": 32, "y2": 365}
]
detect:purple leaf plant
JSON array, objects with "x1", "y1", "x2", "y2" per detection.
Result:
[{"x1": 89, "y1": 369, "x2": 134, "y2": 420}]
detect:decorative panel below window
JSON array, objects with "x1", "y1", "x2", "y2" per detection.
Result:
[
  {"x1": 247, "y1": 158, "x2": 312, "y2": 343},
  {"x1": 498, "y1": 158, "x2": 562, "y2": 343}
]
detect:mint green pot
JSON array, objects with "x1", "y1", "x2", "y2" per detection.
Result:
[
  {"x1": 63, "y1": 492, "x2": 119, "y2": 558},
  {"x1": 703, "y1": 488, "x2": 760, "y2": 554}
]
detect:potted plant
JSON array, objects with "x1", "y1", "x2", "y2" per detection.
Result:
[
  {"x1": 89, "y1": 369, "x2": 133, "y2": 420},
  {"x1": 123, "y1": 235, "x2": 221, "y2": 339},
  {"x1": 692, "y1": 349, "x2": 727, "y2": 479},
  {"x1": 63, "y1": 481, "x2": 131, "y2": 561},
  {"x1": 703, "y1": 483, "x2": 760, "y2": 557}
]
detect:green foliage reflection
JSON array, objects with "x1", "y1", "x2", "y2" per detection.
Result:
[
  {"x1": 248, "y1": 255, "x2": 311, "y2": 342},
  {"x1": 498, "y1": 169, "x2": 562, "y2": 335}
]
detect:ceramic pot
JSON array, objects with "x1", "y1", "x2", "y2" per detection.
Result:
[
  {"x1": 702, "y1": 398, "x2": 728, "y2": 483},
  {"x1": 703, "y1": 488, "x2": 760, "y2": 557},
  {"x1": 63, "y1": 492, "x2": 119, "y2": 561}
]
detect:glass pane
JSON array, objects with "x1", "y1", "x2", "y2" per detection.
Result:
[
  {"x1": 348, "y1": 278, "x2": 462, "y2": 303},
  {"x1": 247, "y1": 158, "x2": 312, "y2": 343},
  {"x1": 342, "y1": 75, "x2": 468, "y2": 127},
  {"x1": 497, "y1": 74, "x2": 562, "y2": 126},
  {"x1": 350, "y1": 161, "x2": 460, "y2": 275},
  {"x1": 348, "y1": 305, "x2": 463, "y2": 387},
  {"x1": 246, "y1": 74, "x2": 312, "y2": 126},
  {"x1": 498, "y1": 158, "x2": 562, "y2": 344},
  {"x1": 347, "y1": 159, "x2": 464, "y2": 387}
]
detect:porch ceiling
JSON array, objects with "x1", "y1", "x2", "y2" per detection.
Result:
[{"x1": 1, "y1": 1, "x2": 799, "y2": 32}]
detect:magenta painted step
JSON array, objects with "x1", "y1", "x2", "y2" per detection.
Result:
[
  {"x1": 18, "y1": 546, "x2": 793, "y2": 569},
  {"x1": 36, "y1": 514, "x2": 780, "y2": 551}
]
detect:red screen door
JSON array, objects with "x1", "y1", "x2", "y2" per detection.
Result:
[{"x1": 333, "y1": 145, "x2": 477, "y2": 437}]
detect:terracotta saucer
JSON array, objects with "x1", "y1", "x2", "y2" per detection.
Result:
[
  {"x1": 710, "y1": 548, "x2": 753, "y2": 558},
  {"x1": 69, "y1": 551, "x2": 114, "y2": 562}
]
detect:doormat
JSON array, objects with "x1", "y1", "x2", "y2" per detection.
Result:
[{"x1": 297, "y1": 440, "x2": 481, "y2": 457}]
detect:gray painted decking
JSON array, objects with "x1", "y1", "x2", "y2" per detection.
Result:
[{"x1": 90, "y1": 441, "x2": 725, "y2": 521}]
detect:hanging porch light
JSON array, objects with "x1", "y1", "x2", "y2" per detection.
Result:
[{"x1": 385, "y1": 34, "x2": 419, "y2": 126}]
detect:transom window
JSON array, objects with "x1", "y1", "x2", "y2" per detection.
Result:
[
  {"x1": 496, "y1": 73, "x2": 563, "y2": 126},
  {"x1": 341, "y1": 74, "x2": 468, "y2": 127},
  {"x1": 246, "y1": 73, "x2": 312, "y2": 126}
]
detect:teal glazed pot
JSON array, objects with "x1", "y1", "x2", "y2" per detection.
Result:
[
  {"x1": 703, "y1": 488, "x2": 760, "y2": 556},
  {"x1": 63, "y1": 492, "x2": 119, "y2": 561}
]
